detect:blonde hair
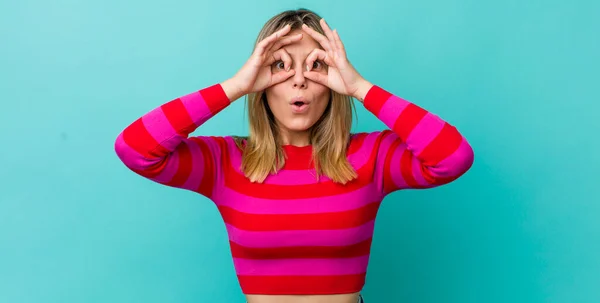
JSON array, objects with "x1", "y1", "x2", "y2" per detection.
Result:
[{"x1": 233, "y1": 8, "x2": 358, "y2": 184}]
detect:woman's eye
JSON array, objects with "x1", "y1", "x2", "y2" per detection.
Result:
[
  {"x1": 273, "y1": 60, "x2": 325, "y2": 71},
  {"x1": 313, "y1": 60, "x2": 326, "y2": 70},
  {"x1": 275, "y1": 61, "x2": 285, "y2": 70}
]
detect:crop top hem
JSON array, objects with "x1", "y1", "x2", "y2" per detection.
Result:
[{"x1": 237, "y1": 273, "x2": 366, "y2": 295}]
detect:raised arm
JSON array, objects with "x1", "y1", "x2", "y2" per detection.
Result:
[
  {"x1": 114, "y1": 83, "x2": 231, "y2": 198},
  {"x1": 361, "y1": 84, "x2": 474, "y2": 196},
  {"x1": 113, "y1": 23, "x2": 320, "y2": 198},
  {"x1": 295, "y1": 19, "x2": 473, "y2": 196}
]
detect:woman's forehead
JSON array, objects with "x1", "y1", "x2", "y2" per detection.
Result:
[{"x1": 283, "y1": 30, "x2": 322, "y2": 57}]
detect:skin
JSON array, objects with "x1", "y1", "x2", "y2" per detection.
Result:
[
  {"x1": 222, "y1": 18, "x2": 375, "y2": 303},
  {"x1": 263, "y1": 28, "x2": 331, "y2": 146},
  {"x1": 221, "y1": 19, "x2": 374, "y2": 147}
]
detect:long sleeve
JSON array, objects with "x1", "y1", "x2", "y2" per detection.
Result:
[
  {"x1": 114, "y1": 83, "x2": 231, "y2": 199},
  {"x1": 363, "y1": 85, "x2": 474, "y2": 196}
]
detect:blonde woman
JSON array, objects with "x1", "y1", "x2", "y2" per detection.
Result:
[{"x1": 115, "y1": 8, "x2": 474, "y2": 303}]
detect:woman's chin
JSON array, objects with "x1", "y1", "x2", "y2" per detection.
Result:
[{"x1": 283, "y1": 123, "x2": 313, "y2": 133}]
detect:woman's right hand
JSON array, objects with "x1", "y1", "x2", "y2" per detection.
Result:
[{"x1": 221, "y1": 24, "x2": 303, "y2": 101}]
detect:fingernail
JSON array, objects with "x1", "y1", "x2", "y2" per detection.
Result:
[{"x1": 306, "y1": 65, "x2": 310, "y2": 71}]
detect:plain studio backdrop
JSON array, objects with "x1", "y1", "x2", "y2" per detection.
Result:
[{"x1": 0, "y1": 0, "x2": 598, "y2": 302}]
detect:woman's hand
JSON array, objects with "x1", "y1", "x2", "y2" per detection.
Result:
[
  {"x1": 301, "y1": 19, "x2": 373, "y2": 101},
  {"x1": 222, "y1": 24, "x2": 303, "y2": 101}
]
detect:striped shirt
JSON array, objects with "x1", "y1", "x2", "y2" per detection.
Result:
[{"x1": 114, "y1": 83, "x2": 474, "y2": 295}]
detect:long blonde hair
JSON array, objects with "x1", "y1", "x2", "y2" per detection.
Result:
[{"x1": 233, "y1": 8, "x2": 358, "y2": 184}]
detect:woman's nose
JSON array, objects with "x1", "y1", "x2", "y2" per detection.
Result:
[{"x1": 292, "y1": 64, "x2": 307, "y2": 88}]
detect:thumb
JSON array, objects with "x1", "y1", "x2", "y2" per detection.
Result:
[
  {"x1": 271, "y1": 69, "x2": 295, "y2": 85},
  {"x1": 303, "y1": 71, "x2": 327, "y2": 86}
]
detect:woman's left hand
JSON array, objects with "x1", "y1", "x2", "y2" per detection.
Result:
[{"x1": 301, "y1": 19, "x2": 372, "y2": 100}]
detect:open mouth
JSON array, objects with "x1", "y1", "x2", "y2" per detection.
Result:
[{"x1": 291, "y1": 101, "x2": 309, "y2": 113}]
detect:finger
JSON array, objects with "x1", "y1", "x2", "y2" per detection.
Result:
[
  {"x1": 303, "y1": 70, "x2": 328, "y2": 86},
  {"x1": 255, "y1": 24, "x2": 292, "y2": 56},
  {"x1": 305, "y1": 48, "x2": 333, "y2": 71},
  {"x1": 301, "y1": 23, "x2": 332, "y2": 53},
  {"x1": 319, "y1": 18, "x2": 336, "y2": 45},
  {"x1": 268, "y1": 33, "x2": 303, "y2": 54},
  {"x1": 266, "y1": 48, "x2": 293, "y2": 71},
  {"x1": 254, "y1": 34, "x2": 279, "y2": 57},
  {"x1": 272, "y1": 69, "x2": 295, "y2": 84},
  {"x1": 332, "y1": 29, "x2": 346, "y2": 54}
]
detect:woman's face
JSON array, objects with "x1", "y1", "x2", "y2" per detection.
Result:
[{"x1": 264, "y1": 29, "x2": 330, "y2": 141}]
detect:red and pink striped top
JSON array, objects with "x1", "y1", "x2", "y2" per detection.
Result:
[{"x1": 114, "y1": 83, "x2": 474, "y2": 295}]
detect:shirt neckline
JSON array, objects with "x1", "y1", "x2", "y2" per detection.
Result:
[{"x1": 282, "y1": 144, "x2": 313, "y2": 154}]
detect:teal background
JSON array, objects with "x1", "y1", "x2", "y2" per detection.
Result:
[{"x1": 1, "y1": 0, "x2": 598, "y2": 302}]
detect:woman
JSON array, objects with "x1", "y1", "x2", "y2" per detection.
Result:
[{"x1": 114, "y1": 8, "x2": 474, "y2": 303}]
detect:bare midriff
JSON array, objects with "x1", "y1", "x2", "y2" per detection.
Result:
[{"x1": 245, "y1": 292, "x2": 361, "y2": 303}]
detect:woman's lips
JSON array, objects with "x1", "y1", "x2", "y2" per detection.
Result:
[
  {"x1": 291, "y1": 102, "x2": 309, "y2": 113},
  {"x1": 290, "y1": 97, "x2": 310, "y2": 113}
]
